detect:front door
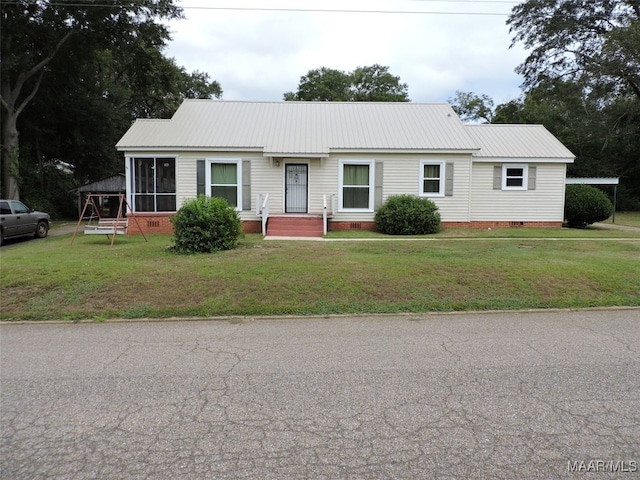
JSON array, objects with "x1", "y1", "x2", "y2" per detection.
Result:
[{"x1": 285, "y1": 164, "x2": 308, "y2": 213}]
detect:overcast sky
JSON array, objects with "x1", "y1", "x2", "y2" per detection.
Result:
[{"x1": 164, "y1": 0, "x2": 529, "y2": 105}]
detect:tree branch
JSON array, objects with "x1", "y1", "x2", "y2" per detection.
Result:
[{"x1": 10, "y1": 30, "x2": 74, "y2": 116}]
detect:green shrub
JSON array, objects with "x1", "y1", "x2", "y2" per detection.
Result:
[
  {"x1": 564, "y1": 184, "x2": 614, "y2": 228},
  {"x1": 171, "y1": 195, "x2": 242, "y2": 253},
  {"x1": 375, "y1": 194, "x2": 441, "y2": 235}
]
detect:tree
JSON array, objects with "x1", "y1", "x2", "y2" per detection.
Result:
[
  {"x1": 448, "y1": 91, "x2": 495, "y2": 123},
  {"x1": 507, "y1": 1, "x2": 640, "y2": 209},
  {"x1": 284, "y1": 67, "x2": 351, "y2": 101},
  {"x1": 284, "y1": 64, "x2": 409, "y2": 102},
  {"x1": 350, "y1": 65, "x2": 409, "y2": 102},
  {"x1": 0, "y1": 0, "x2": 183, "y2": 200},
  {"x1": 507, "y1": 0, "x2": 640, "y2": 98}
]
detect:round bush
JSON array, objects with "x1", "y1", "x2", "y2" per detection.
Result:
[
  {"x1": 564, "y1": 184, "x2": 613, "y2": 228},
  {"x1": 171, "y1": 195, "x2": 242, "y2": 253},
  {"x1": 375, "y1": 194, "x2": 441, "y2": 235}
]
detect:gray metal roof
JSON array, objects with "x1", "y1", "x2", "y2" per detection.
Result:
[
  {"x1": 466, "y1": 124, "x2": 575, "y2": 160},
  {"x1": 116, "y1": 100, "x2": 479, "y2": 154}
]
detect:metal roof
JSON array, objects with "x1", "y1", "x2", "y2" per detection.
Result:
[
  {"x1": 117, "y1": 100, "x2": 480, "y2": 154},
  {"x1": 466, "y1": 124, "x2": 575, "y2": 160},
  {"x1": 73, "y1": 174, "x2": 126, "y2": 193},
  {"x1": 566, "y1": 177, "x2": 619, "y2": 185}
]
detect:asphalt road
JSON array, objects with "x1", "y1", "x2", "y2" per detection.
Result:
[{"x1": 1, "y1": 310, "x2": 639, "y2": 479}]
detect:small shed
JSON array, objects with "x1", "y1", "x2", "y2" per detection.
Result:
[{"x1": 73, "y1": 174, "x2": 126, "y2": 218}]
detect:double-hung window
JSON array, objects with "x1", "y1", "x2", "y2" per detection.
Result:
[
  {"x1": 131, "y1": 157, "x2": 176, "y2": 212},
  {"x1": 207, "y1": 159, "x2": 242, "y2": 209},
  {"x1": 502, "y1": 164, "x2": 528, "y2": 190},
  {"x1": 339, "y1": 160, "x2": 374, "y2": 211},
  {"x1": 420, "y1": 161, "x2": 445, "y2": 197}
]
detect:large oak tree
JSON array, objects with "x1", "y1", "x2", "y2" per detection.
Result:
[{"x1": 508, "y1": 0, "x2": 640, "y2": 98}]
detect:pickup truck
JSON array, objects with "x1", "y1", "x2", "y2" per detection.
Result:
[{"x1": 0, "y1": 199, "x2": 50, "y2": 246}]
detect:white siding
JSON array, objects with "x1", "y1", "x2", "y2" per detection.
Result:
[
  {"x1": 174, "y1": 151, "x2": 266, "y2": 220},
  {"x1": 176, "y1": 153, "x2": 197, "y2": 208},
  {"x1": 471, "y1": 163, "x2": 567, "y2": 221},
  {"x1": 322, "y1": 153, "x2": 472, "y2": 223},
  {"x1": 380, "y1": 153, "x2": 471, "y2": 222}
]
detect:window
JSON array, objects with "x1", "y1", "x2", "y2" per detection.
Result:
[
  {"x1": 130, "y1": 157, "x2": 176, "y2": 212},
  {"x1": 502, "y1": 164, "x2": 528, "y2": 190},
  {"x1": 11, "y1": 201, "x2": 29, "y2": 214},
  {"x1": 207, "y1": 159, "x2": 242, "y2": 209},
  {"x1": 339, "y1": 160, "x2": 374, "y2": 211},
  {"x1": 420, "y1": 161, "x2": 445, "y2": 196}
]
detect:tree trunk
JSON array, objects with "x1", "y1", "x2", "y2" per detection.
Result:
[{"x1": 1, "y1": 108, "x2": 20, "y2": 200}]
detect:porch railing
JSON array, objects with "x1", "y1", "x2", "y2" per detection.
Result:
[
  {"x1": 256, "y1": 193, "x2": 270, "y2": 235},
  {"x1": 322, "y1": 193, "x2": 337, "y2": 236}
]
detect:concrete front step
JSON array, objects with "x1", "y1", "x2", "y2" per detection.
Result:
[{"x1": 267, "y1": 216, "x2": 324, "y2": 237}]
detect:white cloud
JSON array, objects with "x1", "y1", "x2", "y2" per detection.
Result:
[{"x1": 165, "y1": 0, "x2": 528, "y2": 104}]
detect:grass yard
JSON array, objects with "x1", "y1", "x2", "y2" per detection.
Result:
[
  {"x1": 601, "y1": 211, "x2": 640, "y2": 228},
  {"x1": 1, "y1": 229, "x2": 639, "y2": 321}
]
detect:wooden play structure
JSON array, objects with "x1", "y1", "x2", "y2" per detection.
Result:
[{"x1": 71, "y1": 194, "x2": 147, "y2": 246}]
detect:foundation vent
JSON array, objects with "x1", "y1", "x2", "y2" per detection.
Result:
[{"x1": 350, "y1": 222, "x2": 363, "y2": 230}]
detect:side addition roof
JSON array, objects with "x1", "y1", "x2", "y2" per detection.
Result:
[
  {"x1": 116, "y1": 100, "x2": 480, "y2": 156},
  {"x1": 466, "y1": 124, "x2": 575, "y2": 163}
]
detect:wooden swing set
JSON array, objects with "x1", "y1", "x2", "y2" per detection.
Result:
[{"x1": 71, "y1": 194, "x2": 147, "y2": 246}]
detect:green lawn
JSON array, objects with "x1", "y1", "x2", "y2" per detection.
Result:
[
  {"x1": 1, "y1": 228, "x2": 639, "y2": 321},
  {"x1": 601, "y1": 211, "x2": 640, "y2": 228}
]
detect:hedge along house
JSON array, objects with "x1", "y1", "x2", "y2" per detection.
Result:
[{"x1": 116, "y1": 100, "x2": 575, "y2": 236}]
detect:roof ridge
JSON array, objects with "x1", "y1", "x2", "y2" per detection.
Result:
[{"x1": 181, "y1": 99, "x2": 451, "y2": 106}]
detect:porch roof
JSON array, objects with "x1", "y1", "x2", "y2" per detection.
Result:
[{"x1": 116, "y1": 100, "x2": 480, "y2": 155}]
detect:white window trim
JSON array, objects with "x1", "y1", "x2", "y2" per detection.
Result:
[
  {"x1": 419, "y1": 160, "x2": 445, "y2": 197},
  {"x1": 206, "y1": 158, "x2": 243, "y2": 210},
  {"x1": 502, "y1": 164, "x2": 528, "y2": 191},
  {"x1": 338, "y1": 159, "x2": 375, "y2": 212},
  {"x1": 127, "y1": 155, "x2": 178, "y2": 212}
]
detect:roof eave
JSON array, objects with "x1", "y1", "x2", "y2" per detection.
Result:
[{"x1": 472, "y1": 156, "x2": 575, "y2": 163}]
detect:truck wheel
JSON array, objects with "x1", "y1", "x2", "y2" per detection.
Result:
[{"x1": 35, "y1": 221, "x2": 49, "y2": 238}]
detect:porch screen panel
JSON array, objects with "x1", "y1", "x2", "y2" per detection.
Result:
[
  {"x1": 155, "y1": 158, "x2": 176, "y2": 211},
  {"x1": 211, "y1": 163, "x2": 238, "y2": 207},
  {"x1": 343, "y1": 164, "x2": 370, "y2": 209},
  {"x1": 134, "y1": 158, "x2": 155, "y2": 212}
]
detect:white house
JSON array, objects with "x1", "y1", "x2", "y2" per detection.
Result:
[{"x1": 116, "y1": 100, "x2": 575, "y2": 236}]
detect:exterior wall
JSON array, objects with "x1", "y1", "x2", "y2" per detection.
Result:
[
  {"x1": 176, "y1": 153, "x2": 198, "y2": 208},
  {"x1": 127, "y1": 213, "x2": 174, "y2": 234},
  {"x1": 174, "y1": 151, "x2": 265, "y2": 217},
  {"x1": 123, "y1": 150, "x2": 567, "y2": 233},
  {"x1": 165, "y1": 151, "x2": 474, "y2": 223},
  {"x1": 470, "y1": 162, "x2": 567, "y2": 222},
  {"x1": 379, "y1": 153, "x2": 471, "y2": 222}
]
